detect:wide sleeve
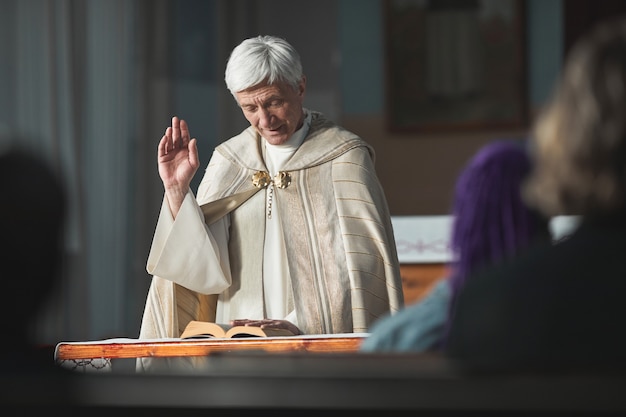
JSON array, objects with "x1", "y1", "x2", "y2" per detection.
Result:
[{"x1": 146, "y1": 191, "x2": 232, "y2": 294}]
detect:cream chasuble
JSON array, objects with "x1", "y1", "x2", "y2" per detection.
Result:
[{"x1": 138, "y1": 111, "x2": 404, "y2": 357}]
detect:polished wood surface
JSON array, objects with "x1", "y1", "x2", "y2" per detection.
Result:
[
  {"x1": 55, "y1": 335, "x2": 365, "y2": 361},
  {"x1": 400, "y1": 263, "x2": 447, "y2": 304}
]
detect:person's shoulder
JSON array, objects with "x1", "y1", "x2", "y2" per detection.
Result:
[
  {"x1": 213, "y1": 127, "x2": 267, "y2": 171},
  {"x1": 296, "y1": 111, "x2": 374, "y2": 164},
  {"x1": 361, "y1": 279, "x2": 451, "y2": 352},
  {"x1": 217, "y1": 125, "x2": 258, "y2": 151},
  {"x1": 459, "y1": 241, "x2": 554, "y2": 296},
  {"x1": 309, "y1": 111, "x2": 349, "y2": 133}
]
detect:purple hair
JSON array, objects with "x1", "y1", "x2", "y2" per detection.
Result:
[{"x1": 447, "y1": 140, "x2": 550, "y2": 302}]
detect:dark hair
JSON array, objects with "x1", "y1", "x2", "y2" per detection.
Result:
[{"x1": 0, "y1": 147, "x2": 67, "y2": 326}]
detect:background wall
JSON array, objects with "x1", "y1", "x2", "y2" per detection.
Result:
[
  {"x1": 338, "y1": 0, "x2": 559, "y2": 214},
  {"x1": 1, "y1": 0, "x2": 621, "y2": 343},
  {"x1": 174, "y1": 0, "x2": 563, "y2": 214}
]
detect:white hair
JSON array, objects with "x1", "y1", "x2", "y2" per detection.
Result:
[{"x1": 224, "y1": 35, "x2": 303, "y2": 100}]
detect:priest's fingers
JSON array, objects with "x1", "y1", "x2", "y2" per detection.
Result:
[
  {"x1": 188, "y1": 138, "x2": 199, "y2": 168},
  {"x1": 158, "y1": 134, "x2": 171, "y2": 157},
  {"x1": 171, "y1": 116, "x2": 181, "y2": 148},
  {"x1": 180, "y1": 118, "x2": 192, "y2": 148}
]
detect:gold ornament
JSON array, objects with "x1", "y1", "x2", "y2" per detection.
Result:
[
  {"x1": 274, "y1": 171, "x2": 292, "y2": 189},
  {"x1": 252, "y1": 171, "x2": 271, "y2": 188}
]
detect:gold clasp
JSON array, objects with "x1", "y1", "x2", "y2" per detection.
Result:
[
  {"x1": 274, "y1": 171, "x2": 291, "y2": 189},
  {"x1": 252, "y1": 171, "x2": 272, "y2": 188},
  {"x1": 252, "y1": 171, "x2": 291, "y2": 189},
  {"x1": 252, "y1": 170, "x2": 292, "y2": 220}
]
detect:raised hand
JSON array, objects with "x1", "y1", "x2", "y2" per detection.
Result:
[{"x1": 157, "y1": 116, "x2": 199, "y2": 217}]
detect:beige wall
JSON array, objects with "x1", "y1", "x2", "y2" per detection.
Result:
[{"x1": 341, "y1": 114, "x2": 529, "y2": 215}]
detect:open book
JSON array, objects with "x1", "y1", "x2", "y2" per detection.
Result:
[{"x1": 180, "y1": 320, "x2": 297, "y2": 339}]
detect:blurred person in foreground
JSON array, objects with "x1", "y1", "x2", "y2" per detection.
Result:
[
  {"x1": 137, "y1": 35, "x2": 403, "y2": 368},
  {"x1": 0, "y1": 144, "x2": 75, "y2": 407},
  {"x1": 360, "y1": 140, "x2": 551, "y2": 353},
  {"x1": 0, "y1": 146, "x2": 66, "y2": 368},
  {"x1": 445, "y1": 18, "x2": 626, "y2": 373}
]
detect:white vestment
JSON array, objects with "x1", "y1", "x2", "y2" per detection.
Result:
[{"x1": 137, "y1": 111, "x2": 404, "y2": 370}]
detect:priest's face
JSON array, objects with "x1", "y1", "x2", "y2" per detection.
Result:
[{"x1": 236, "y1": 78, "x2": 306, "y2": 146}]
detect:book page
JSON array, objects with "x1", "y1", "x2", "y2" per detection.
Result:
[{"x1": 180, "y1": 321, "x2": 230, "y2": 339}]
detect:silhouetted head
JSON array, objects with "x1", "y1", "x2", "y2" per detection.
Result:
[{"x1": 0, "y1": 146, "x2": 66, "y2": 332}]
